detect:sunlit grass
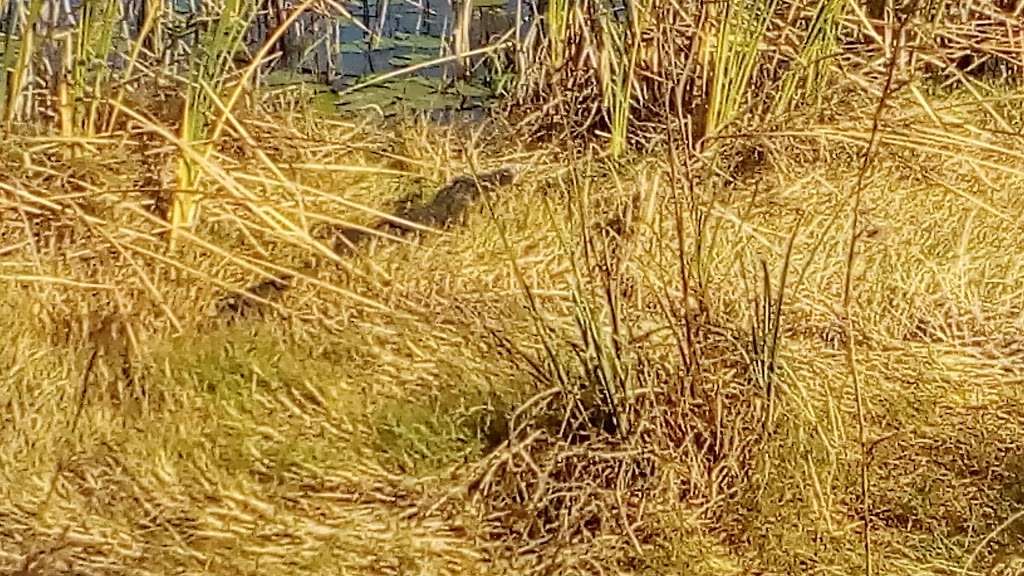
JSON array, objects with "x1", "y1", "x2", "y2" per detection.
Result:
[
  {"x1": 4, "y1": 90, "x2": 1024, "y2": 573},
  {"x1": 1, "y1": 0, "x2": 1024, "y2": 573}
]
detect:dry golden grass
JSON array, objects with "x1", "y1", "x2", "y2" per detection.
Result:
[{"x1": 2, "y1": 86, "x2": 1024, "y2": 575}]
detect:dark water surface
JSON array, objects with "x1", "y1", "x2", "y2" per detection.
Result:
[{"x1": 2, "y1": 0, "x2": 535, "y2": 116}]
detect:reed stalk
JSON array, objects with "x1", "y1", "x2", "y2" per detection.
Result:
[
  {"x1": 71, "y1": 0, "x2": 120, "y2": 136},
  {"x1": 2, "y1": 0, "x2": 44, "y2": 129},
  {"x1": 169, "y1": 0, "x2": 256, "y2": 247},
  {"x1": 452, "y1": 0, "x2": 473, "y2": 77},
  {"x1": 105, "y1": 0, "x2": 164, "y2": 132},
  {"x1": 704, "y1": 0, "x2": 779, "y2": 140},
  {"x1": 598, "y1": 2, "x2": 637, "y2": 157},
  {"x1": 773, "y1": 0, "x2": 845, "y2": 114},
  {"x1": 544, "y1": 0, "x2": 568, "y2": 67}
]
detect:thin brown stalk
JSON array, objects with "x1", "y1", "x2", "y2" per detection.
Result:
[{"x1": 840, "y1": 14, "x2": 906, "y2": 576}]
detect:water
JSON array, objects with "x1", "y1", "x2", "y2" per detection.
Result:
[
  {"x1": 249, "y1": 0, "x2": 533, "y2": 114},
  {"x1": 2, "y1": 0, "x2": 536, "y2": 116},
  {"x1": 333, "y1": 0, "x2": 526, "y2": 80}
]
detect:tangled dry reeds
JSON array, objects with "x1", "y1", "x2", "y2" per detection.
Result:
[
  {"x1": 510, "y1": 0, "x2": 1024, "y2": 154},
  {"x1": 4, "y1": 91, "x2": 1024, "y2": 573}
]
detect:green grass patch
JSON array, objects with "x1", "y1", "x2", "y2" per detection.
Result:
[{"x1": 371, "y1": 386, "x2": 511, "y2": 475}]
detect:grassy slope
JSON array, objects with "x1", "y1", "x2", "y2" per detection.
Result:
[{"x1": 1, "y1": 94, "x2": 1023, "y2": 575}]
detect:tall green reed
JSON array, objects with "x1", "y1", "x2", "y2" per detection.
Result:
[
  {"x1": 71, "y1": 0, "x2": 120, "y2": 136},
  {"x1": 169, "y1": 0, "x2": 256, "y2": 246},
  {"x1": 1, "y1": 0, "x2": 44, "y2": 128},
  {"x1": 773, "y1": 0, "x2": 846, "y2": 114},
  {"x1": 544, "y1": 0, "x2": 569, "y2": 67},
  {"x1": 704, "y1": 0, "x2": 780, "y2": 140}
]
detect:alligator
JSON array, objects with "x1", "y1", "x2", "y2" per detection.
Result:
[
  {"x1": 331, "y1": 166, "x2": 517, "y2": 253},
  {"x1": 214, "y1": 167, "x2": 518, "y2": 319}
]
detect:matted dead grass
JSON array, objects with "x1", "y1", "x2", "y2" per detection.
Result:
[{"x1": 1, "y1": 88, "x2": 1024, "y2": 575}]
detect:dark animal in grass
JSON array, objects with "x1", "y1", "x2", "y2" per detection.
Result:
[
  {"x1": 332, "y1": 167, "x2": 517, "y2": 253},
  {"x1": 215, "y1": 167, "x2": 517, "y2": 319}
]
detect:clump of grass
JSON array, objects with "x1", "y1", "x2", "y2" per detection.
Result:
[
  {"x1": 69, "y1": 0, "x2": 120, "y2": 137},
  {"x1": 439, "y1": 151, "x2": 800, "y2": 572}
]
